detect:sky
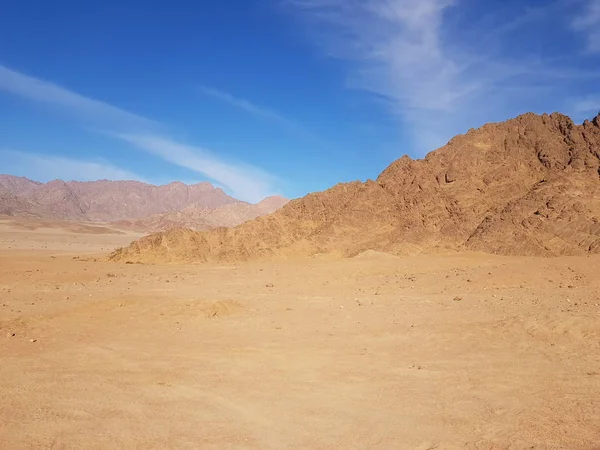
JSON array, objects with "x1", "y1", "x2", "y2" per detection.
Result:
[{"x1": 1, "y1": 0, "x2": 599, "y2": 202}]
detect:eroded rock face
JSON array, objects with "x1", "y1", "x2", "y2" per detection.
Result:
[{"x1": 111, "y1": 112, "x2": 600, "y2": 263}]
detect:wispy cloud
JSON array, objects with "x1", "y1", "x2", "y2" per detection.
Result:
[
  {"x1": 198, "y1": 85, "x2": 312, "y2": 135},
  {"x1": 572, "y1": 0, "x2": 600, "y2": 53},
  {"x1": 287, "y1": 0, "x2": 464, "y2": 112},
  {"x1": 0, "y1": 65, "x2": 279, "y2": 202},
  {"x1": 112, "y1": 133, "x2": 280, "y2": 202},
  {"x1": 569, "y1": 96, "x2": 600, "y2": 117},
  {"x1": 1, "y1": 149, "x2": 143, "y2": 183},
  {"x1": 287, "y1": 0, "x2": 600, "y2": 152},
  {"x1": 0, "y1": 65, "x2": 157, "y2": 132}
]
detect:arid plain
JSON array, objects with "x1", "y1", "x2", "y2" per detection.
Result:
[{"x1": 1, "y1": 217, "x2": 599, "y2": 449}]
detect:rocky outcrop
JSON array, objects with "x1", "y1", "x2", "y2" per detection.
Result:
[{"x1": 111, "y1": 112, "x2": 600, "y2": 263}]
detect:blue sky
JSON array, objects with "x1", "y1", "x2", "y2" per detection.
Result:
[{"x1": 1, "y1": 0, "x2": 599, "y2": 202}]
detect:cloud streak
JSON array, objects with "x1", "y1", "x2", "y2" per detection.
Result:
[
  {"x1": 198, "y1": 85, "x2": 317, "y2": 140},
  {"x1": 288, "y1": 0, "x2": 463, "y2": 112},
  {"x1": 569, "y1": 96, "x2": 600, "y2": 116},
  {"x1": 287, "y1": 0, "x2": 600, "y2": 152},
  {"x1": 572, "y1": 0, "x2": 600, "y2": 53},
  {"x1": 199, "y1": 86, "x2": 294, "y2": 125},
  {"x1": 0, "y1": 65, "x2": 279, "y2": 202},
  {"x1": 0, "y1": 65, "x2": 157, "y2": 131},
  {"x1": 1, "y1": 149, "x2": 143, "y2": 183},
  {"x1": 113, "y1": 133, "x2": 280, "y2": 203}
]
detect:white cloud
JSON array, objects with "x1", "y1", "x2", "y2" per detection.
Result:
[
  {"x1": 572, "y1": 0, "x2": 600, "y2": 53},
  {"x1": 287, "y1": 0, "x2": 600, "y2": 153},
  {"x1": 1, "y1": 149, "x2": 143, "y2": 183},
  {"x1": 197, "y1": 86, "x2": 321, "y2": 142},
  {"x1": 288, "y1": 0, "x2": 460, "y2": 110},
  {"x1": 0, "y1": 65, "x2": 158, "y2": 131},
  {"x1": 199, "y1": 86, "x2": 296, "y2": 126},
  {"x1": 0, "y1": 65, "x2": 279, "y2": 201},
  {"x1": 113, "y1": 134, "x2": 280, "y2": 203},
  {"x1": 568, "y1": 96, "x2": 600, "y2": 119}
]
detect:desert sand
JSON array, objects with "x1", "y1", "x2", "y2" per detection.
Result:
[{"x1": 1, "y1": 219, "x2": 599, "y2": 449}]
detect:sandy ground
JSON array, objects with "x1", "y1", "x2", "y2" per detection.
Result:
[
  {"x1": 0, "y1": 217, "x2": 142, "y2": 254},
  {"x1": 1, "y1": 220, "x2": 599, "y2": 449}
]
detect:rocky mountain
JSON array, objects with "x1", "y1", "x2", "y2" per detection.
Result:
[
  {"x1": 0, "y1": 175, "x2": 42, "y2": 197},
  {"x1": 0, "y1": 177, "x2": 240, "y2": 221},
  {"x1": 0, "y1": 187, "x2": 42, "y2": 216},
  {"x1": 111, "y1": 112, "x2": 600, "y2": 263},
  {"x1": 112, "y1": 196, "x2": 289, "y2": 231}
]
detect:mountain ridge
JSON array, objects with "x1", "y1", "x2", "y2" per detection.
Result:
[
  {"x1": 110, "y1": 112, "x2": 600, "y2": 263},
  {"x1": 0, "y1": 176, "x2": 286, "y2": 226}
]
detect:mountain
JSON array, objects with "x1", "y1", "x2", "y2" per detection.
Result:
[
  {"x1": 0, "y1": 177, "x2": 239, "y2": 221},
  {"x1": 0, "y1": 175, "x2": 42, "y2": 196},
  {"x1": 0, "y1": 187, "x2": 42, "y2": 216},
  {"x1": 112, "y1": 196, "x2": 289, "y2": 231},
  {"x1": 111, "y1": 112, "x2": 600, "y2": 263}
]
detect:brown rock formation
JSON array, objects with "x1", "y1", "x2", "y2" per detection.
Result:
[{"x1": 111, "y1": 112, "x2": 600, "y2": 263}]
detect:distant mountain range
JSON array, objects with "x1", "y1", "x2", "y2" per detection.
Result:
[{"x1": 0, "y1": 175, "x2": 288, "y2": 231}]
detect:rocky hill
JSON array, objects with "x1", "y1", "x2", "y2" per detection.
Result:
[
  {"x1": 0, "y1": 188, "x2": 42, "y2": 216},
  {"x1": 110, "y1": 112, "x2": 600, "y2": 263}
]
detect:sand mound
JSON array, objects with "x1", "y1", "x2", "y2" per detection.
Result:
[
  {"x1": 111, "y1": 112, "x2": 600, "y2": 263},
  {"x1": 352, "y1": 250, "x2": 400, "y2": 260}
]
